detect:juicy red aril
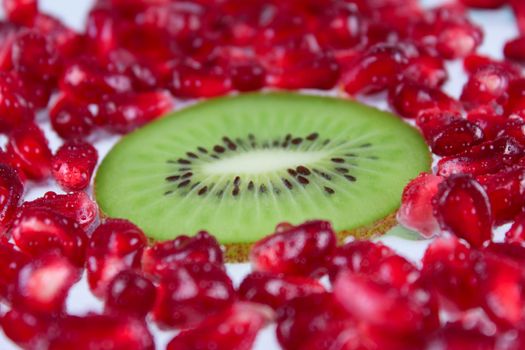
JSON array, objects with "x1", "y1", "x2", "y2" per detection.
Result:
[
  {"x1": 167, "y1": 302, "x2": 273, "y2": 350},
  {"x1": 466, "y1": 106, "x2": 507, "y2": 140},
  {"x1": 51, "y1": 139, "x2": 98, "y2": 191},
  {"x1": 11, "y1": 253, "x2": 79, "y2": 314},
  {"x1": 460, "y1": 0, "x2": 506, "y2": 9},
  {"x1": 0, "y1": 243, "x2": 29, "y2": 300},
  {"x1": 333, "y1": 270, "x2": 427, "y2": 334},
  {"x1": 11, "y1": 30, "x2": 59, "y2": 82},
  {"x1": 388, "y1": 82, "x2": 460, "y2": 119},
  {"x1": 327, "y1": 239, "x2": 394, "y2": 282},
  {"x1": 506, "y1": 213, "x2": 525, "y2": 244},
  {"x1": 477, "y1": 167, "x2": 525, "y2": 225},
  {"x1": 342, "y1": 44, "x2": 407, "y2": 95},
  {"x1": 59, "y1": 60, "x2": 133, "y2": 102},
  {"x1": 401, "y1": 55, "x2": 448, "y2": 88},
  {"x1": 49, "y1": 93, "x2": 95, "y2": 140},
  {"x1": 460, "y1": 65, "x2": 512, "y2": 111},
  {"x1": 426, "y1": 323, "x2": 496, "y2": 349},
  {"x1": 437, "y1": 136, "x2": 524, "y2": 177},
  {"x1": 1, "y1": 308, "x2": 49, "y2": 347},
  {"x1": 511, "y1": 0, "x2": 525, "y2": 35},
  {"x1": 6, "y1": 122, "x2": 52, "y2": 181},
  {"x1": 104, "y1": 270, "x2": 156, "y2": 318},
  {"x1": 238, "y1": 271, "x2": 326, "y2": 310},
  {"x1": 22, "y1": 191, "x2": 98, "y2": 230},
  {"x1": 86, "y1": 218, "x2": 147, "y2": 298},
  {"x1": 416, "y1": 109, "x2": 462, "y2": 139},
  {"x1": 504, "y1": 78, "x2": 525, "y2": 118},
  {"x1": 0, "y1": 164, "x2": 23, "y2": 235},
  {"x1": 167, "y1": 62, "x2": 232, "y2": 98},
  {"x1": 276, "y1": 292, "x2": 352, "y2": 350},
  {"x1": 250, "y1": 220, "x2": 336, "y2": 278},
  {"x1": 31, "y1": 13, "x2": 81, "y2": 58},
  {"x1": 433, "y1": 174, "x2": 492, "y2": 247},
  {"x1": 99, "y1": 91, "x2": 173, "y2": 133},
  {"x1": 437, "y1": 22, "x2": 483, "y2": 59},
  {"x1": 105, "y1": 49, "x2": 162, "y2": 91},
  {"x1": 2, "y1": 0, "x2": 38, "y2": 26},
  {"x1": 463, "y1": 54, "x2": 522, "y2": 77},
  {"x1": 421, "y1": 236, "x2": 482, "y2": 311},
  {"x1": 230, "y1": 63, "x2": 266, "y2": 92},
  {"x1": 11, "y1": 207, "x2": 88, "y2": 266},
  {"x1": 500, "y1": 119, "x2": 525, "y2": 146},
  {"x1": 85, "y1": 8, "x2": 117, "y2": 59},
  {"x1": 504, "y1": 36, "x2": 525, "y2": 62},
  {"x1": 430, "y1": 119, "x2": 485, "y2": 156},
  {"x1": 152, "y1": 262, "x2": 235, "y2": 329},
  {"x1": 141, "y1": 231, "x2": 223, "y2": 278},
  {"x1": 45, "y1": 314, "x2": 155, "y2": 350},
  {"x1": 0, "y1": 72, "x2": 35, "y2": 132}
]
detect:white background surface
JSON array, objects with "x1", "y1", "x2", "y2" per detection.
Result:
[{"x1": 0, "y1": 0, "x2": 520, "y2": 349}]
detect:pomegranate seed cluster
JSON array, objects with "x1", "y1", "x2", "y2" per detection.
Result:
[{"x1": 1, "y1": 0, "x2": 525, "y2": 349}]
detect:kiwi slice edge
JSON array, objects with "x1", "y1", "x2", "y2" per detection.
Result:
[{"x1": 95, "y1": 92, "x2": 431, "y2": 261}]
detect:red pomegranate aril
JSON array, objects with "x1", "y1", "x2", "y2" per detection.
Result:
[
  {"x1": 3, "y1": 0, "x2": 38, "y2": 26},
  {"x1": 430, "y1": 119, "x2": 485, "y2": 156},
  {"x1": 168, "y1": 62, "x2": 232, "y2": 98},
  {"x1": 153, "y1": 262, "x2": 235, "y2": 329},
  {"x1": 511, "y1": 0, "x2": 525, "y2": 35},
  {"x1": 142, "y1": 231, "x2": 223, "y2": 277},
  {"x1": 437, "y1": 136, "x2": 524, "y2": 177},
  {"x1": 46, "y1": 313, "x2": 155, "y2": 350},
  {"x1": 342, "y1": 44, "x2": 408, "y2": 95},
  {"x1": 167, "y1": 302, "x2": 273, "y2": 350},
  {"x1": 477, "y1": 167, "x2": 525, "y2": 225},
  {"x1": 389, "y1": 82, "x2": 461, "y2": 119},
  {"x1": 0, "y1": 22, "x2": 19, "y2": 72},
  {"x1": 238, "y1": 271, "x2": 326, "y2": 309},
  {"x1": 460, "y1": 0, "x2": 506, "y2": 9},
  {"x1": 11, "y1": 30, "x2": 59, "y2": 82},
  {"x1": 499, "y1": 119, "x2": 525, "y2": 146},
  {"x1": 426, "y1": 323, "x2": 496, "y2": 350},
  {"x1": 0, "y1": 72, "x2": 34, "y2": 132},
  {"x1": 1, "y1": 308, "x2": 49, "y2": 347},
  {"x1": 463, "y1": 54, "x2": 522, "y2": 77},
  {"x1": 402, "y1": 55, "x2": 448, "y2": 88},
  {"x1": 460, "y1": 65, "x2": 512, "y2": 110},
  {"x1": 31, "y1": 13, "x2": 80, "y2": 58},
  {"x1": 466, "y1": 106, "x2": 507, "y2": 140},
  {"x1": 12, "y1": 253, "x2": 79, "y2": 314},
  {"x1": 505, "y1": 78, "x2": 525, "y2": 118},
  {"x1": 416, "y1": 109, "x2": 462, "y2": 139},
  {"x1": 105, "y1": 270, "x2": 156, "y2": 318},
  {"x1": 99, "y1": 91, "x2": 173, "y2": 133},
  {"x1": 250, "y1": 220, "x2": 336, "y2": 278},
  {"x1": 11, "y1": 206, "x2": 88, "y2": 267},
  {"x1": 86, "y1": 8, "x2": 117, "y2": 59},
  {"x1": 6, "y1": 122, "x2": 52, "y2": 181},
  {"x1": 484, "y1": 242, "x2": 525, "y2": 268},
  {"x1": 87, "y1": 218, "x2": 147, "y2": 298},
  {"x1": 505, "y1": 212, "x2": 525, "y2": 244},
  {"x1": 22, "y1": 191, "x2": 98, "y2": 230},
  {"x1": 230, "y1": 63, "x2": 266, "y2": 92},
  {"x1": 0, "y1": 164, "x2": 23, "y2": 235},
  {"x1": 505, "y1": 36, "x2": 525, "y2": 62},
  {"x1": 49, "y1": 94, "x2": 95, "y2": 140},
  {"x1": 59, "y1": 60, "x2": 133, "y2": 102},
  {"x1": 0, "y1": 243, "x2": 29, "y2": 300},
  {"x1": 105, "y1": 49, "x2": 162, "y2": 91},
  {"x1": 327, "y1": 239, "x2": 394, "y2": 282},
  {"x1": 334, "y1": 271, "x2": 427, "y2": 334},
  {"x1": 51, "y1": 140, "x2": 98, "y2": 191},
  {"x1": 433, "y1": 174, "x2": 492, "y2": 247},
  {"x1": 436, "y1": 21, "x2": 483, "y2": 60}
]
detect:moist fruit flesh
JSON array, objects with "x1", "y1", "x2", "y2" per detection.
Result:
[{"x1": 95, "y1": 92, "x2": 430, "y2": 257}]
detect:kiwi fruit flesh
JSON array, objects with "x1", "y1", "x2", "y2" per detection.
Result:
[{"x1": 95, "y1": 92, "x2": 431, "y2": 260}]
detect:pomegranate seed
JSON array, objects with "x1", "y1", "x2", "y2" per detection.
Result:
[
  {"x1": 421, "y1": 236, "x2": 482, "y2": 311},
  {"x1": 463, "y1": 54, "x2": 522, "y2": 77},
  {"x1": 49, "y1": 94, "x2": 95, "y2": 140},
  {"x1": 342, "y1": 44, "x2": 408, "y2": 95},
  {"x1": 11, "y1": 30, "x2": 59, "y2": 82},
  {"x1": 389, "y1": 82, "x2": 461, "y2": 119},
  {"x1": 152, "y1": 262, "x2": 235, "y2": 329},
  {"x1": 141, "y1": 231, "x2": 224, "y2": 277},
  {"x1": 0, "y1": 164, "x2": 23, "y2": 235},
  {"x1": 238, "y1": 271, "x2": 326, "y2": 310},
  {"x1": 86, "y1": 218, "x2": 147, "y2": 298},
  {"x1": 466, "y1": 106, "x2": 507, "y2": 140},
  {"x1": 86, "y1": 8, "x2": 117, "y2": 59},
  {"x1": 59, "y1": 59, "x2": 133, "y2": 102},
  {"x1": 11, "y1": 253, "x2": 79, "y2": 314},
  {"x1": 504, "y1": 78, "x2": 525, "y2": 118},
  {"x1": 51, "y1": 139, "x2": 98, "y2": 191},
  {"x1": 437, "y1": 136, "x2": 524, "y2": 177},
  {"x1": 426, "y1": 322, "x2": 496, "y2": 349},
  {"x1": 433, "y1": 174, "x2": 492, "y2": 247},
  {"x1": 276, "y1": 293, "x2": 353, "y2": 350},
  {"x1": 333, "y1": 271, "x2": 428, "y2": 334},
  {"x1": 505, "y1": 212, "x2": 525, "y2": 244},
  {"x1": 1, "y1": 308, "x2": 49, "y2": 347},
  {"x1": 437, "y1": 22, "x2": 482, "y2": 59},
  {"x1": 499, "y1": 119, "x2": 525, "y2": 146},
  {"x1": 401, "y1": 55, "x2": 448, "y2": 88},
  {"x1": 6, "y1": 122, "x2": 52, "y2": 181},
  {"x1": 505, "y1": 36, "x2": 525, "y2": 62},
  {"x1": 2, "y1": 0, "x2": 38, "y2": 25},
  {"x1": 416, "y1": 109, "x2": 462, "y2": 140},
  {"x1": 327, "y1": 239, "x2": 394, "y2": 282},
  {"x1": 0, "y1": 22, "x2": 19, "y2": 71},
  {"x1": 484, "y1": 242, "x2": 525, "y2": 268},
  {"x1": 167, "y1": 61, "x2": 232, "y2": 98},
  {"x1": 99, "y1": 91, "x2": 173, "y2": 133},
  {"x1": 0, "y1": 72, "x2": 34, "y2": 132},
  {"x1": 22, "y1": 191, "x2": 98, "y2": 230},
  {"x1": 230, "y1": 63, "x2": 266, "y2": 92},
  {"x1": 460, "y1": 65, "x2": 512, "y2": 110},
  {"x1": 31, "y1": 13, "x2": 80, "y2": 58},
  {"x1": 511, "y1": 0, "x2": 525, "y2": 35},
  {"x1": 0, "y1": 243, "x2": 29, "y2": 300},
  {"x1": 18, "y1": 75, "x2": 53, "y2": 110},
  {"x1": 104, "y1": 270, "x2": 156, "y2": 318},
  {"x1": 11, "y1": 206, "x2": 88, "y2": 267},
  {"x1": 167, "y1": 302, "x2": 273, "y2": 350},
  {"x1": 430, "y1": 119, "x2": 485, "y2": 156},
  {"x1": 460, "y1": 0, "x2": 506, "y2": 8},
  {"x1": 46, "y1": 314, "x2": 155, "y2": 350},
  {"x1": 105, "y1": 49, "x2": 162, "y2": 91},
  {"x1": 250, "y1": 220, "x2": 336, "y2": 278},
  {"x1": 477, "y1": 167, "x2": 525, "y2": 225}
]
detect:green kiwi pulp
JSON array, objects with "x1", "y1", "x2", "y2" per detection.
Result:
[{"x1": 95, "y1": 92, "x2": 431, "y2": 260}]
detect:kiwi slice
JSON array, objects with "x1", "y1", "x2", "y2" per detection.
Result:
[{"x1": 95, "y1": 92, "x2": 430, "y2": 260}]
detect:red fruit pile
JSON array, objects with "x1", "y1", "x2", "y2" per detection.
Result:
[{"x1": 1, "y1": 0, "x2": 525, "y2": 349}]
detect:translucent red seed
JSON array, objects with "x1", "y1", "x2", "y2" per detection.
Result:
[
  {"x1": 0, "y1": 164, "x2": 23, "y2": 235},
  {"x1": 49, "y1": 94, "x2": 95, "y2": 140},
  {"x1": 51, "y1": 139, "x2": 98, "y2": 191},
  {"x1": 2, "y1": 0, "x2": 38, "y2": 26},
  {"x1": 104, "y1": 270, "x2": 156, "y2": 318},
  {"x1": 460, "y1": 65, "x2": 512, "y2": 111}
]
